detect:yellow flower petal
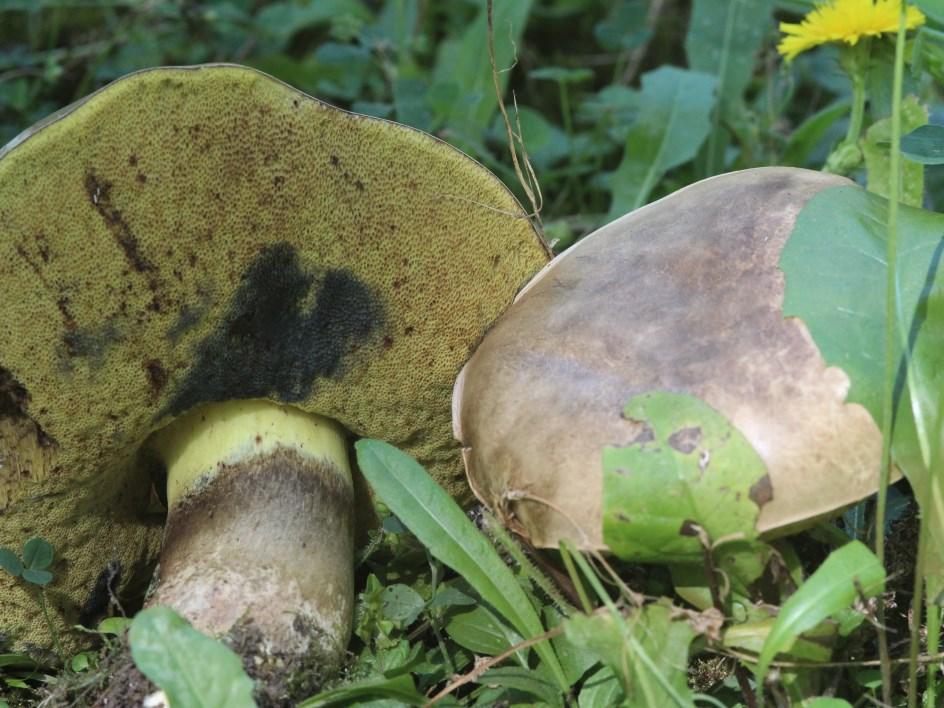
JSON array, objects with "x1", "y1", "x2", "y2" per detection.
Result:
[{"x1": 777, "y1": 0, "x2": 925, "y2": 61}]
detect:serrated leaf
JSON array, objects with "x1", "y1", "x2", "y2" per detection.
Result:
[
  {"x1": 355, "y1": 440, "x2": 568, "y2": 691},
  {"x1": 22, "y1": 537, "x2": 52, "y2": 571},
  {"x1": 607, "y1": 66, "x2": 716, "y2": 217},
  {"x1": 756, "y1": 541, "x2": 884, "y2": 678},
  {"x1": 902, "y1": 124, "x2": 944, "y2": 165},
  {"x1": 0, "y1": 549, "x2": 23, "y2": 577},
  {"x1": 129, "y1": 607, "x2": 256, "y2": 708},
  {"x1": 603, "y1": 392, "x2": 768, "y2": 563}
]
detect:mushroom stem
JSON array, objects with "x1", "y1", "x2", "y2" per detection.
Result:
[{"x1": 148, "y1": 400, "x2": 353, "y2": 671}]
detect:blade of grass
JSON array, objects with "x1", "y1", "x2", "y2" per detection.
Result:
[
  {"x1": 354, "y1": 439, "x2": 569, "y2": 691},
  {"x1": 877, "y1": 3, "x2": 909, "y2": 703}
]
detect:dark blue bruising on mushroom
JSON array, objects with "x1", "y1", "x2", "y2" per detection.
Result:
[{"x1": 164, "y1": 242, "x2": 383, "y2": 417}]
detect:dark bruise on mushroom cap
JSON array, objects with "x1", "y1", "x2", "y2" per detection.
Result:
[
  {"x1": 453, "y1": 167, "x2": 885, "y2": 551},
  {"x1": 0, "y1": 65, "x2": 549, "y2": 659}
]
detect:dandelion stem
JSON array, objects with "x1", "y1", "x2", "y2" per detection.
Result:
[{"x1": 877, "y1": 5, "x2": 908, "y2": 705}]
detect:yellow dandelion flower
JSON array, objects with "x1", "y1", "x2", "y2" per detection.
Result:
[{"x1": 778, "y1": 0, "x2": 925, "y2": 61}]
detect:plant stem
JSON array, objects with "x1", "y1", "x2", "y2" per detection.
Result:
[
  {"x1": 908, "y1": 517, "x2": 928, "y2": 708},
  {"x1": 926, "y1": 603, "x2": 941, "y2": 705},
  {"x1": 877, "y1": 7, "x2": 908, "y2": 706},
  {"x1": 558, "y1": 542, "x2": 593, "y2": 614},
  {"x1": 843, "y1": 56, "x2": 867, "y2": 148},
  {"x1": 38, "y1": 590, "x2": 63, "y2": 662}
]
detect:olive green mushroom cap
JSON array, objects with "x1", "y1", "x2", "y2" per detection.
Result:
[
  {"x1": 453, "y1": 167, "x2": 884, "y2": 551},
  {"x1": 0, "y1": 64, "x2": 549, "y2": 651}
]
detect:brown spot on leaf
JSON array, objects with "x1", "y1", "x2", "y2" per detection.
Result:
[
  {"x1": 749, "y1": 474, "x2": 773, "y2": 507},
  {"x1": 668, "y1": 426, "x2": 701, "y2": 454}
]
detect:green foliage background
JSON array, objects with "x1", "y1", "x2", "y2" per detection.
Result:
[{"x1": 2, "y1": 0, "x2": 941, "y2": 250}]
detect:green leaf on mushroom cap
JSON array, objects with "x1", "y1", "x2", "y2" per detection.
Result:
[
  {"x1": 784, "y1": 186, "x2": 944, "y2": 596},
  {"x1": 603, "y1": 392, "x2": 769, "y2": 563}
]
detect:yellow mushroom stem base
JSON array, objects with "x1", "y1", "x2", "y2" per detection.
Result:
[{"x1": 148, "y1": 400, "x2": 353, "y2": 670}]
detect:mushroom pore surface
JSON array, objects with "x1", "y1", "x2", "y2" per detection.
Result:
[{"x1": 0, "y1": 64, "x2": 549, "y2": 656}]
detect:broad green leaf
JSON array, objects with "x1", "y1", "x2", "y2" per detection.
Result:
[
  {"x1": 477, "y1": 667, "x2": 563, "y2": 706},
  {"x1": 862, "y1": 95, "x2": 928, "y2": 207},
  {"x1": 685, "y1": 0, "x2": 773, "y2": 175},
  {"x1": 803, "y1": 699, "x2": 853, "y2": 708},
  {"x1": 607, "y1": 66, "x2": 716, "y2": 217},
  {"x1": 355, "y1": 439, "x2": 568, "y2": 691},
  {"x1": 916, "y1": 0, "x2": 944, "y2": 24},
  {"x1": 380, "y1": 584, "x2": 425, "y2": 627},
  {"x1": 603, "y1": 392, "x2": 769, "y2": 563},
  {"x1": 578, "y1": 666, "x2": 624, "y2": 708},
  {"x1": 565, "y1": 604, "x2": 695, "y2": 707},
  {"x1": 431, "y1": 0, "x2": 533, "y2": 133},
  {"x1": 756, "y1": 541, "x2": 884, "y2": 678},
  {"x1": 902, "y1": 124, "x2": 944, "y2": 165},
  {"x1": 0, "y1": 549, "x2": 22, "y2": 577},
  {"x1": 22, "y1": 537, "x2": 52, "y2": 571},
  {"x1": 782, "y1": 186, "x2": 944, "y2": 592},
  {"x1": 445, "y1": 605, "x2": 526, "y2": 665},
  {"x1": 129, "y1": 607, "x2": 256, "y2": 708},
  {"x1": 298, "y1": 674, "x2": 425, "y2": 707}
]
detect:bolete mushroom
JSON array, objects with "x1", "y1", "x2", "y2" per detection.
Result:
[
  {"x1": 0, "y1": 64, "x2": 549, "y2": 676},
  {"x1": 453, "y1": 167, "x2": 886, "y2": 552}
]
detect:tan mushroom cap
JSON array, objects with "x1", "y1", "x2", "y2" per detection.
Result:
[
  {"x1": 453, "y1": 167, "x2": 884, "y2": 551},
  {"x1": 0, "y1": 64, "x2": 549, "y2": 650}
]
